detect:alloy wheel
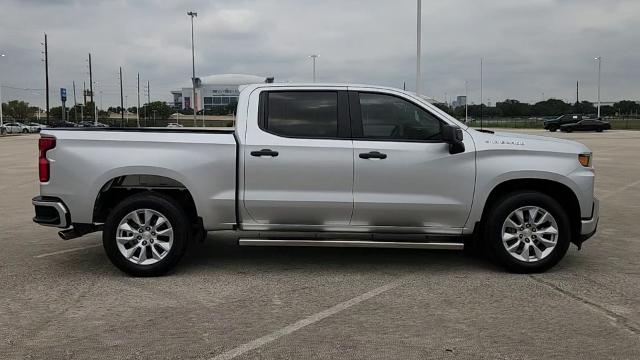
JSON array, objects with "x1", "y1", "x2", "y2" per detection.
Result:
[{"x1": 501, "y1": 206, "x2": 559, "y2": 262}]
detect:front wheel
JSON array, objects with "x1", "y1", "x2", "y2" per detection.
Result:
[
  {"x1": 22, "y1": 128, "x2": 29, "y2": 133},
  {"x1": 484, "y1": 191, "x2": 571, "y2": 273},
  {"x1": 549, "y1": 127, "x2": 558, "y2": 132},
  {"x1": 103, "y1": 193, "x2": 190, "y2": 276}
]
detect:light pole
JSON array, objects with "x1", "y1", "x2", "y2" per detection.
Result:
[
  {"x1": 93, "y1": 81, "x2": 98, "y2": 125},
  {"x1": 309, "y1": 55, "x2": 319, "y2": 83},
  {"x1": 136, "y1": 72, "x2": 140, "y2": 127},
  {"x1": 187, "y1": 11, "x2": 198, "y2": 126},
  {"x1": 416, "y1": 0, "x2": 422, "y2": 95},
  {"x1": 465, "y1": 80, "x2": 468, "y2": 123},
  {"x1": 595, "y1": 56, "x2": 602, "y2": 118},
  {"x1": 0, "y1": 53, "x2": 5, "y2": 127}
]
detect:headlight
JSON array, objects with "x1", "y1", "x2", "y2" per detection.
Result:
[{"x1": 578, "y1": 153, "x2": 592, "y2": 167}]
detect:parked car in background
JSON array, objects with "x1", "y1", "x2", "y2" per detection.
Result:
[
  {"x1": 543, "y1": 114, "x2": 583, "y2": 132},
  {"x1": 33, "y1": 83, "x2": 599, "y2": 276},
  {"x1": 560, "y1": 119, "x2": 611, "y2": 133},
  {"x1": 49, "y1": 121, "x2": 79, "y2": 128},
  {"x1": 166, "y1": 123, "x2": 183, "y2": 128},
  {"x1": 0, "y1": 124, "x2": 6, "y2": 135},
  {"x1": 3, "y1": 122, "x2": 31, "y2": 134},
  {"x1": 79, "y1": 121, "x2": 109, "y2": 128},
  {"x1": 27, "y1": 122, "x2": 47, "y2": 133}
]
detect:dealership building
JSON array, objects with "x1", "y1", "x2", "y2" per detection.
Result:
[{"x1": 171, "y1": 74, "x2": 273, "y2": 111}]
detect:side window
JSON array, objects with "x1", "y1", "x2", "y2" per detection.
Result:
[
  {"x1": 264, "y1": 91, "x2": 338, "y2": 138},
  {"x1": 359, "y1": 93, "x2": 443, "y2": 141}
]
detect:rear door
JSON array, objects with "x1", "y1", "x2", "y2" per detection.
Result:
[
  {"x1": 349, "y1": 89, "x2": 476, "y2": 232},
  {"x1": 242, "y1": 88, "x2": 354, "y2": 228}
]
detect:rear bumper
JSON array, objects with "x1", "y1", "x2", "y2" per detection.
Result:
[
  {"x1": 32, "y1": 196, "x2": 70, "y2": 228},
  {"x1": 580, "y1": 197, "x2": 599, "y2": 241}
]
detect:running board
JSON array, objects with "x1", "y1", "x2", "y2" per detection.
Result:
[{"x1": 238, "y1": 239, "x2": 464, "y2": 250}]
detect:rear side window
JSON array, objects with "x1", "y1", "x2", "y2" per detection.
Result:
[{"x1": 264, "y1": 91, "x2": 338, "y2": 138}]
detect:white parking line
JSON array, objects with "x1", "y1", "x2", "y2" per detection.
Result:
[
  {"x1": 34, "y1": 244, "x2": 101, "y2": 258},
  {"x1": 207, "y1": 280, "x2": 402, "y2": 360}
]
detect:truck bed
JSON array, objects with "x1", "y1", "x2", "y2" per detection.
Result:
[{"x1": 39, "y1": 128, "x2": 238, "y2": 230}]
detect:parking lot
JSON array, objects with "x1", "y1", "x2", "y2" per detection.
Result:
[{"x1": 1, "y1": 130, "x2": 639, "y2": 359}]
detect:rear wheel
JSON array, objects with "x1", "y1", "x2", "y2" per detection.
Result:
[
  {"x1": 22, "y1": 128, "x2": 28, "y2": 133},
  {"x1": 103, "y1": 193, "x2": 190, "y2": 276},
  {"x1": 484, "y1": 191, "x2": 571, "y2": 273},
  {"x1": 549, "y1": 126, "x2": 558, "y2": 132}
]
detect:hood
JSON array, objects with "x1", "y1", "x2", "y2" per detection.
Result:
[{"x1": 468, "y1": 129, "x2": 591, "y2": 155}]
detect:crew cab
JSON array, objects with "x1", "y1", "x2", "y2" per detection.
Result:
[{"x1": 32, "y1": 84, "x2": 599, "y2": 276}]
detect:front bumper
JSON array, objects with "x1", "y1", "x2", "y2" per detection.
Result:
[
  {"x1": 580, "y1": 197, "x2": 599, "y2": 242},
  {"x1": 32, "y1": 196, "x2": 70, "y2": 228}
]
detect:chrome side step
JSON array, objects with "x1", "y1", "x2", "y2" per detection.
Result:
[{"x1": 238, "y1": 239, "x2": 464, "y2": 250}]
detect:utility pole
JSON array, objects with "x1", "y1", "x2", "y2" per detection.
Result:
[
  {"x1": 94, "y1": 82, "x2": 98, "y2": 125},
  {"x1": 136, "y1": 72, "x2": 140, "y2": 127},
  {"x1": 88, "y1": 53, "x2": 95, "y2": 120},
  {"x1": 480, "y1": 57, "x2": 483, "y2": 130},
  {"x1": 44, "y1": 33, "x2": 50, "y2": 124},
  {"x1": 416, "y1": 0, "x2": 422, "y2": 96},
  {"x1": 119, "y1": 66, "x2": 124, "y2": 125},
  {"x1": 595, "y1": 56, "x2": 602, "y2": 118},
  {"x1": 576, "y1": 81, "x2": 579, "y2": 104},
  {"x1": 72, "y1": 81, "x2": 77, "y2": 121},
  {"x1": 0, "y1": 53, "x2": 5, "y2": 127},
  {"x1": 188, "y1": 11, "x2": 198, "y2": 126}
]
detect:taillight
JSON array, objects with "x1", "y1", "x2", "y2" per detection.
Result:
[{"x1": 38, "y1": 137, "x2": 56, "y2": 182}]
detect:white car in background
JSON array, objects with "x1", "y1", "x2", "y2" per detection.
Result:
[
  {"x1": 3, "y1": 122, "x2": 31, "y2": 134},
  {"x1": 166, "y1": 123, "x2": 183, "y2": 128},
  {"x1": 28, "y1": 122, "x2": 47, "y2": 132}
]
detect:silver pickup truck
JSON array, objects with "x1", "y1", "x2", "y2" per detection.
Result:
[{"x1": 32, "y1": 83, "x2": 599, "y2": 276}]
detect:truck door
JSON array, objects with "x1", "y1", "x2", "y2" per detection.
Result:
[
  {"x1": 242, "y1": 89, "x2": 354, "y2": 228},
  {"x1": 348, "y1": 90, "x2": 476, "y2": 232}
]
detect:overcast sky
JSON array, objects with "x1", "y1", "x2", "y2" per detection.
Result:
[{"x1": 1, "y1": 0, "x2": 638, "y2": 108}]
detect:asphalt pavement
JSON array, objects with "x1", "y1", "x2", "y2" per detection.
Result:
[{"x1": 1, "y1": 130, "x2": 639, "y2": 359}]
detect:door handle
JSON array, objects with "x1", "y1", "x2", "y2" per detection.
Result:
[
  {"x1": 251, "y1": 149, "x2": 279, "y2": 157},
  {"x1": 359, "y1": 151, "x2": 387, "y2": 160}
]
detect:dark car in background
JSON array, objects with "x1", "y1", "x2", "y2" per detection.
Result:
[
  {"x1": 560, "y1": 119, "x2": 611, "y2": 133},
  {"x1": 49, "y1": 121, "x2": 79, "y2": 128},
  {"x1": 543, "y1": 114, "x2": 584, "y2": 132}
]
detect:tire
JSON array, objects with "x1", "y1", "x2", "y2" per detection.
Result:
[
  {"x1": 103, "y1": 192, "x2": 190, "y2": 276},
  {"x1": 22, "y1": 128, "x2": 28, "y2": 133},
  {"x1": 484, "y1": 191, "x2": 571, "y2": 273},
  {"x1": 596, "y1": 128, "x2": 603, "y2": 132},
  {"x1": 549, "y1": 127, "x2": 557, "y2": 132}
]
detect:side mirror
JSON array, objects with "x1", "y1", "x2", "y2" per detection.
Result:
[{"x1": 442, "y1": 124, "x2": 465, "y2": 155}]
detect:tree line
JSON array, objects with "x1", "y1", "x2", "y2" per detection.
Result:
[
  {"x1": 436, "y1": 99, "x2": 640, "y2": 118},
  {"x1": 3, "y1": 98, "x2": 639, "y2": 122}
]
